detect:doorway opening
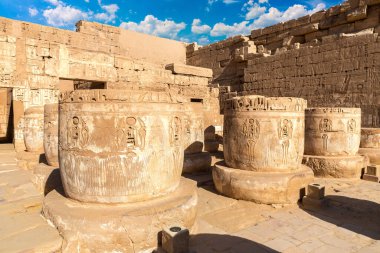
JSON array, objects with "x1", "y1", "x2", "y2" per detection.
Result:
[{"x1": 0, "y1": 88, "x2": 13, "y2": 143}]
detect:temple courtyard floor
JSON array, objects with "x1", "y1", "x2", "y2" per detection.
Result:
[{"x1": 0, "y1": 144, "x2": 379, "y2": 253}]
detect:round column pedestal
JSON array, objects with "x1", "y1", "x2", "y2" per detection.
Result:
[
  {"x1": 43, "y1": 178, "x2": 197, "y2": 253},
  {"x1": 32, "y1": 163, "x2": 61, "y2": 195},
  {"x1": 183, "y1": 152, "x2": 212, "y2": 173},
  {"x1": 358, "y1": 148, "x2": 380, "y2": 164},
  {"x1": 212, "y1": 162, "x2": 314, "y2": 204},
  {"x1": 302, "y1": 155, "x2": 366, "y2": 178}
]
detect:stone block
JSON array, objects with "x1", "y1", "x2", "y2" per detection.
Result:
[
  {"x1": 291, "y1": 23, "x2": 319, "y2": 36},
  {"x1": 307, "y1": 183, "x2": 325, "y2": 200},
  {"x1": 347, "y1": 6, "x2": 368, "y2": 22},
  {"x1": 311, "y1": 11, "x2": 326, "y2": 23},
  {"x1": 251, "y1": 29, "x2": 262, "y2": 38},
  {"x1": 161, "y1": 226, "x2": 189, "y2": 253},
  {"x1": 362, "y1": 174, "x2": 379, "y2": 182},
  {"x1": 302, "y1": 196, "x2": 329, "y2": 210},
  {"x1": 366, "y1": 164, "x2": 377, "y2": 175},
  {"x1": 367, "y1": 0, "x2": 380, "y2": 5},
  {"x1": 165, "y1": 63, "x2": 212, "y2": 78}
]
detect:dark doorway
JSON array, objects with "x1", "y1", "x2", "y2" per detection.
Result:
[{"x1": 0, "y1": 88, "x2": 13, "y2": 143}]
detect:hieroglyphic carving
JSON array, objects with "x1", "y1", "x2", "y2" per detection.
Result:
[
  {"x1": 242, "y1": 118, "x2": 260, "y2": 161},
  {"x1": 278, "y1": 119, "x2": 293, "y2": 165},
  {"x1": 319, "y1": 118, "x2": 332, "y2": 132},
  {"x1": 115, "y1": 117, "x2": 146, "y2": 150},
  {"x1": 170, "y1": 116, "x2": 182, "y2": 146},
  {"x1": 67, "y1": 116, "x2": 89, "y2": 149}
]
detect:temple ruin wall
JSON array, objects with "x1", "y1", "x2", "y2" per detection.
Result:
[
  {"x1": 186, "y1": 0, "x2": 380, "y2": 127},
  {"x1": 0, "y1": 17, "x2": 221, "y2": 148}
]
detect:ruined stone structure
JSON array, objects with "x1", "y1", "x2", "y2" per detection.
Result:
[
  {"x1": 0, "y1": 0, "x2": 379, "y2": 252},
  {"x1": 0, "y1": 17, "x2": 222, "y2": 155},
  {"x1": 43, "y1": 103, "x2": 58, "y2": 167},
  {"x1": 187, "y1": 0, "x2": 380, "y2": 128},
  {"x1": 213, "y1": 95, "x2": 314, "y2": 204},
  {"x1": 43, "y1": 89, "x2": 198, "y2": 252},
  {"x1": 303, "y1": 107, "x2": 366, "y2": 178},
  {"x1": 183, "y1": 102, "x2": 212, "y2": 173},
  {"x1": 359, "y1": 127, "x2": 380, "y2": 179},
  {"x1": 23, "y1": 106, "x2": 44, "y2": 152}
]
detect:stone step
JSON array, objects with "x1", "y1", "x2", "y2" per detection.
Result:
[{"x1": 0, "y1": 224, "x2": 62, "y2": 253}]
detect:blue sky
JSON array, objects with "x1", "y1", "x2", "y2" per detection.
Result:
[{"x1": 0, "y1": 0, "x2": 341, "y2": 44}]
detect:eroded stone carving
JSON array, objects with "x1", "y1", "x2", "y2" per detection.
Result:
[
  {"x1": 58, "y1": 89, "x2": 186, "y2": 203},
  {"x1": 43, "y1": 103, "x2": 59, "y2": 167},
  {"x1": 303, "y1": 107, "x2": 365, "y2": 178},
  {"x1": 214, "y1": 95, "x2": 313, "y2": 204},
  {"x1": 24, "y1": 106, "x2": 44, "y2": 152}
]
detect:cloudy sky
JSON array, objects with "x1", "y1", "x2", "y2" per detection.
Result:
[{"x1": 0, "y1": 0, "x2": 340, "y2": 45}]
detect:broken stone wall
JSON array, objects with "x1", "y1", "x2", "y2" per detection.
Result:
[
  {"x1": 0, "y1": 17, "x2": 221, "y2": 149},
  {"x1": 186, "y1": 0, "x2": 380, "y2": 127}
]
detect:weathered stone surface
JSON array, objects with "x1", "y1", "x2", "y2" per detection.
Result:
[
  {"x1": 32, "y1": 163, "x2": 61, "y2": 195},
  {"x1": 59, "y1": 89, "x2": 185, "y2": 203},
  {"x1": 223, "y1": 96, "x2": 307, "y2": 172},
  {"x1": 358, "y1": 147, "x2": 380, "y2": 164},
  {"x1": 305, "y1": 108, "x2": 361, "y2": 156},
  {"x1": 24, "y1": 106, "x2": 44, "y2": 152},
  {"x1": 43, "y1": 103, "x2": 58, "y2": 167},
  {"x1": 360, "y1": 128, "x2": 380, "y2": 148},
  {"x1": 165, "y1": 63, "x2": 213, "y2": 78},
  {"x1": 213, "y1": 162, "x2": 314, "y2": 204},
  {"x1": 303, "y1": 155, "x2": 366, "y2": 178},
  {"x1": 43, "y1": 178, "x2": 198, "y2": 253},
  {"x1": 183, "y1": 152, "x2": 212, "y2": 173}
]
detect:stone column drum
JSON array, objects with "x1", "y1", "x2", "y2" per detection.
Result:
[
  {"x1": 183, "y1": 102, "x2": 211, "y2": 173},
  {"x1": 358, "y1": 128, "x2": 380, "y2": 164},
  {"x1": 213, "y1": 95, "x2": 314, "y2": 204},
  {"x1": 43, "y1": 90, "x2": 198, "y2": 253},
  {"x1": 303, "y1": 108, "x2": 365, "y2": 178},
  {"x1": 43, "y1": 103, "x2": 59, "y2": 167},
  {"x1": 24, "y1": 106, "x2": 44, "y2": 152}
]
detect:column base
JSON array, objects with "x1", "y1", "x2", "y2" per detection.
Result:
[
  {"x1": 183, "y1": 152, "x2": 212, "y2": 173},
  {"x1": 204, "y1": 140, "x2": 219, "y2": 153},
  {"x1": 358, "y1": 148, "x2": 380, "y2": 164},
  {"x1": 302, "y1": 155, "x2": 366, "y2": 179},
  {"x1": 42, "y1": 178, "x2": 198, "y2": 253},
  {"x1": 212, "y1": 162, "x2": 314, "y2": 204},
  {"x1": 32, "y1": 163, "x2": 61, "y2": 195}
]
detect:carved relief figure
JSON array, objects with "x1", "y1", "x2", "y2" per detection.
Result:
[
  {"x1": 347, "y1": 118, "x2": 356, "y2": 150},
  {"x1": 242, "y1": 118, "x2": 260, "y2": 161},
  {"x1": 115, "y1": 117, "x2": 146, "y2": 150},
  {"x1": 67, "y1": 116, "x2": 89, "y2": 149},
  {"x1": 278, "y1": 119, "x2": 293, "y2": 165},
  {"x1": 322, "y1": 134, "x2": 328, "y2": 151},
  {"x1": 170, "y1": 116, "x2": 181, "y2": 146},
  {"x1": 319, "y1": 118, "x2": 332, "y2": 132}
]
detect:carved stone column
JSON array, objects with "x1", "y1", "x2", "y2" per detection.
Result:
[
  {"x1": 43, "y1": 89, "x2": 198, "y2": 253},
  {"x1": 182, "y1": 102, "x2": 211, "y2": 173},
  {"x1": 213, "y1": 95, "x2": 314, "y2": 204},
  {"x1": 303, "y1": 108, "x2": 366, "y2": 178},
  {"x1": 23, "y1": 106, "x2": 44, "y2": 152}
]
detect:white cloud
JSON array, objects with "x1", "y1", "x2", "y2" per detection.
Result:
[
  {"x1": 198, "y1": 36, "x2": 210, "y2": 45},
  {"x1": 258, "y1": 0, "x2": 268, "y2": 3},
  {"x1": 84, "y1": 0, "x2": 89, "y2": 2},
  {"x1": 252, "y1": 3, "x2": 325, "y2": 28},
  {"x1": 43, "y1": 4, "x2": 89, "y2": 27},
  {"x1": 245, "y1": 3, "x2": 266, "y2": 20},
  {"x1": 95, "y1": 3, "x2": 119, "y2": 23},
  {"x1": 45, "y1": 0, "x2": 62, "y2": 6},
  {"x1": 191, "y1": 19, "x2": 211, "y2": 34},
  {"x1": 211, "y1": 21, "x2": 253, "y2": 37},
  {"x1": 223, "y1": 0, "x2": 239, "y2": 4},
  {"x1": 28, "y1": 8, "x2": 38, "y2": 17},
  {"x1": 120, "y1": 15, "x2": 186, "y2": 39}
]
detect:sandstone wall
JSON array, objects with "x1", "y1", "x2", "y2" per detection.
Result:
[
  {"x1": 186, "y1": 0, "x2": 380, "y2": 127},
  {"x1": 0, "y1": 17, "x2": 222, "y2": 148}
]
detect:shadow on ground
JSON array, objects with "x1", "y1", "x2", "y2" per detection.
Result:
[
  {"x1": 301, "y1": 195, "x2": 380, "y2": 240},
  {"x1": 189, "y1": 233, "x2": 279, "y2": 253}
]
